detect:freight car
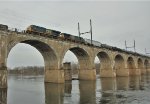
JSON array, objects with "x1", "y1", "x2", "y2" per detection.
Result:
[
  {"x1": 84, "y1": 38, "x2": 102, "y2": 47},
  {"x1": 72, "y1": 35, "x2": 85, "y2": 43},
  {"x1": 0, "y1": 24, "x2": 8, "y2": 31},
  {"x1": 112, "y1": 46, "x2": 124, "y2": 52},
  {"x1": 59, "y1": 33, "x2": 71, "y2": 41},
  {"x1": 26, "y1": 25, "x2": 60, "y2": 38},
  {"x1": 59, "y1": 33, "x2": 85, "y2": 44},
  {"x1": 101, "y1": 44, "x2": 113, "y2": 50},
  {"x1": 46, "y1": 29, "x2": 60, "y2": 38}
]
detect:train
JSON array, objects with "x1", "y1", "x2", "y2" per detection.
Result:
[
  {"x1": 0, "y1": 24, "x2": 125, "y2": 50},
  {"x1": 1, "y1": 24, "x2": 148, "y2": 57}
]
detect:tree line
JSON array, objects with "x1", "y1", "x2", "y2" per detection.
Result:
[
  {"x1": 8, "y1": 66, "x2": 44, "y2": 75},
  {"x1": 8, "y1": 63, "x2": 100, "y2": 75}
]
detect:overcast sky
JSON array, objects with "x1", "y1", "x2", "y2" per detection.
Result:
[{"x1": 1, "y1": 0, "x2": 149, "y2": 68}]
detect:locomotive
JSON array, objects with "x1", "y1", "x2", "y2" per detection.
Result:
[
  {"x1": 26, "y1": 25, "x2": 61, "y2": 38},
  {"x1": 0, "y1": 24, "x2": 8, "y2": 31}
]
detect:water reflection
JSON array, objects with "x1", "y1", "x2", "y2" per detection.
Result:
[
  {"x1": 0, "y1": 89, "x2": 7, "y2": 104},
  {"x1": 116, "y1": 77, "x2": 129, "y2": 90},
  {"x1": 100, "y1": 78, "x2": 116, "y2": 91},
  {"x1": 64, "y1": 81, "x2": 73, "y2": 104},
  {"x1": 100, "y1": 78, "x2": 116, "y2": 104},
  {"x1": 45, "y1": 83, "x2": 64, "y2": 104},
  {"x1": 64, "y1": 81, "x2": 72, "y2": 97},
  {"x1": 1, "y1": 74, "x2": 150, "y2": 104},
  {"x1": 79, "y1": 81, "x2": 96, "y2": 104},
  {"x1": 129, "y1": 76, "x2": 141, "y2": 90}
]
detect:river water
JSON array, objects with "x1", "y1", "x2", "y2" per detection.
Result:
[{"x1": 0, "y1": 74, "x2": 150, "y2": 104}]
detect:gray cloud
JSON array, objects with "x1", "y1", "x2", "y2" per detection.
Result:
[{"x1": 1, "y1": 1, "x2": 149, "y2": 67}]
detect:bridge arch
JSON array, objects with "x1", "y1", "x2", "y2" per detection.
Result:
[
  {"x1": 95, "y1": 51, "x2": 115, "y2": 77},
  {"x1": 61, "y1": 47, "x2": 91, "y2": 70},
  {"x1": 127, "y1": 56, "x2": 136, "y2": 75},
  {"x1": 7, "y1": 39, "x2": 59, "y2": 82},
  {"x1": 61, "y1": 46, "x2": 96, "y2": 80},
  {"x1": 144, "y1": 59, "x2": 149, "y2": 72},
  {"x1": 137, "y1": 58, "x2": 144, "y2": 74},
  {"x1": 114, "y1": 54, "x2": 125, "y2": 76}
]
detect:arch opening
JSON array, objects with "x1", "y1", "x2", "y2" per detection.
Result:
[
  {"x1": 94, "y1": 56, "x2": 100, "y2": 76},
  {"x1": 138, "y1": 58, "x2": 143, "y2": 69},
  {"x1": 144, "y1": 60, "x2": 149, "y2": 71},
  {"x1": 68, "y1": 47, "x2": 90, "y2": 70},
  {"x1": 7, "y1": 40, "x2": 58, "y2": 78},
  {"x1": 97, "y1": 52, "x2": 111, "y2": 70},
  {"x1": 127, "y1": 57, "x2": 136, "y2": 75},
  {"x1": 7, "y1": 43, "x2": 44, "y2": 74},
  {"x1": 63, "y1": 50, "x2": 79, "y2": 79},
  {"x1": 138, "y1": 58, "x2": 144, "y2": 74},
  {"x1": 62, "y1": 47, "x2": 91, "y2": 80},
  {"x1": 114, "y1": 54, "x2": 125, "y2": 76},
  {"x1": 96, "y1": 51, "x2": 114, "y2": 77}
]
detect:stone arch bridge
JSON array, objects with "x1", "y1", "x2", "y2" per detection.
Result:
[{"x1": 0, "y1": 30, "x2": 150, "y2": 88}]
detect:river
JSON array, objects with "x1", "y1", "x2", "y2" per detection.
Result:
[{"x1": 0, "y1": 74, "x2": 150, "y2": 104}]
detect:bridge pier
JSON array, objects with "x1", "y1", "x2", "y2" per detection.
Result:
[
  {"x1": 0, "y1": 66, "x2": 7, "y2": 88},
  {"x1": 0, "y1": 88, "x2": 7, "y2": 104},
  {"x1": 136, "y1": 69, "x2": 141, "y2": 75},
  {"x1": 147, "y1": 68, "x2": 150, "y2": 73},
  {"x1": 79, "y1": 69, "x2": 96, "y2": 80},
  {"x1": 116, "y1": 68, "x2": 129, "y2": 76},
  {"x1": 100, "y1": 69, "x2": 116, "y2": 77},
  {"x1": 129, "y1": 68, "x2": 141, "y2": 76},
  {"x1": 79, "y1": 80, "x2": 96, "y2": 104},
  {"x1": 45, "y1": 83, "x2": 64, "y2": 104},
  {"x1": 141, "y1": 69, "x2": 146, "y2": 74},
  {"x1": 45, "y1": 69, "x2": 65, "y2": 83},
  {"x1": 63, "y1": 62, "x2": 72, "y2": 81},
  {"x1": 64, "y1": 81, "x2": 72, "y2": 96}
]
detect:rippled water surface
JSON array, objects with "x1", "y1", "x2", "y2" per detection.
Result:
[{"x1": 0, "y1": 74, "x2": 150, "y2": 104}]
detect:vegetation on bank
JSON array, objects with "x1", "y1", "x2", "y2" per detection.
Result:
[
  {"x1": 8, "y1": 63, "x2": 100, "y2": 75},
  {"x1": 8, "y1": 66, "x2": 44, "y2": 75}
]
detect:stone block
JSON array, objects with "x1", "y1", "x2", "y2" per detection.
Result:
[
  {"x1": 116, "y1": 68, "x2": 129, "y2": 77},
  {"x1": 0, "y1": 70, "x2": 7, "y2": 88},
  {"x1": 79, "y1": 69, "x2": 96, "y2": 80},
  {"x1": 100, "y1": 69, "x2": 116, "y2": 77},
  {"x1": 129, "y1": 68, "x2": 141, "y2": 76},
  {"x1": 45, "y1": 69, "x2": 64, "y2": 83}
]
